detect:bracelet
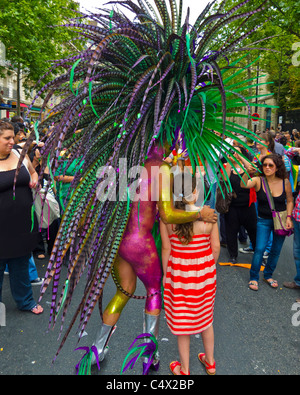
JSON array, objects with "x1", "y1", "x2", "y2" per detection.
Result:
[
  {"x1": 198, "y1": 210, "x2": 202, "y2": 221},
  {"x1": 287, "y1": 215, "x2": 292, "y2": 218}
]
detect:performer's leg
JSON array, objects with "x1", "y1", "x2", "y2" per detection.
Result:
[
  {"x1": 103, "y1": 254, "x2": 137, "y2": 325},
  {"x1": 92, "y1": 255, "x2": 136, "y2": 363},
  {"x1": 133, "y1": 244, "x2": 162, "y2": 315},
  {"x1": 133, "y1": 248, "x2": 162, "y2": 373}
]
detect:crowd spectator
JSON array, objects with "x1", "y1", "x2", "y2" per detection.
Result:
[
  {"x1": 12, "y1": 122, "x2": 26, "y2": 145},
  {"x1": 31, "y1": 147, "x2": 60, "y2": 260},
  {"x1": 0, "y1": 121, "x2": 43, "y2": 314},
  {"x1": 10, "y1": 115, "x2": 24, "y2": 124},
  {"x1": 292, "y1": 129, "x2": 300, "y2": 142},
  {"x1": 283, "y1": 147, "x2": 300, "y2": 296},
  {"x1": 284, "y1": 132, "x2": 293, "y2": 147},
  {"x1": 223, "y1": 148, "x2": 257, "y2": 264},
  {"x1": 202, "y1": 131, "x2": 233, "y2": 209},
  {"x1": 241, "y1": 154, "x2": 293, "y2": 291},
  {"x1": 274, "y1": 136, "x2": 286, "y2": 156},
  {"x1": 54, "y1": 149, "x2": 84, "y2": 212},
  {"x1": 239, "y1": 133, "x2": 274, "y2": 256},
  {"x1": 254, "y1": 133, "x2": 274, "y2": 161},
  {"x1": 4, "y1": 122, "x2": 44, "y2": 284}
]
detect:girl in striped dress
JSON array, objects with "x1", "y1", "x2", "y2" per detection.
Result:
[{"x1": 160, "y1": 173, "x2": 220, "y2": 375}]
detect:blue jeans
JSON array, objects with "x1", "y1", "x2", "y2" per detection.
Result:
[
  {"x1": 292, "y1": 219, "x2": 300, "y2": 286},
  {"x1": 249, "y1": 202, "x2": 273, "y2": 253},
  {"x1": 5, "y1": 254, "x2": 38, "y2": 282},
  {"x1": 0, "y1": 254, "x2": 37, "y2": 311},
  {"x1": 250, "y1": 217, "x2": 286, "y2": 282}
]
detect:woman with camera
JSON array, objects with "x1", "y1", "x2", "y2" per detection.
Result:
[{"x1": 241, "y1": 154, "x2": 293, "y2": 291}]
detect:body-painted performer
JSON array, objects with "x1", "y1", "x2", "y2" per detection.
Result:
[{"x1": 18, "y1": 0, "x2": 272, "y2": 375}]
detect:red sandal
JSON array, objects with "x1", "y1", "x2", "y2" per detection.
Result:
[
  {"x1": 180, "y1": 369, "x2": 190, "y2": 375},
  {"x1": 198, "y1": 353, "x2": 216, "y2": 375},
  {"x1": 169, "y1": 361, "x2": 190, "y2": 375}
]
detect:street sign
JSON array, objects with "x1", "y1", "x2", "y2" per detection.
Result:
[{"x1": 252, "y1": 112, "x2": 260, "y2": 122}]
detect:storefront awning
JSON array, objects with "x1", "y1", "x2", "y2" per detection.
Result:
[
  {"x1": 11, "y1": 101, "x2": 28, "y2": 108},
  {"x1": 30, "y1": 106, "x2": 44, "y2": 112}
]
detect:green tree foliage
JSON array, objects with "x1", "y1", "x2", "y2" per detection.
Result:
[
  {"x1": 263, "y1": 32, "x2": 300, "y2": 112},
  {"x1": 213, "y1": 0, "x2": 300, "y2": 113},
  {"x1": 0, "y1": 0, "x2": 82, "y2": 112}
]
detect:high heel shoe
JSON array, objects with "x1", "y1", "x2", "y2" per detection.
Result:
[
  {"x1": 142, "y1": 311, "x2": 161, "y2": 375},
  {"x1": 143, "y1": 359, "x2": 160, "y2": 375},
  {"x1": 91, "y1": 323, "x2": 117, "y2": 365}
]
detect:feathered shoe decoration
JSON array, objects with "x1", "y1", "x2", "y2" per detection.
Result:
[
  {"x1": 75, "y1": 346, "x2": 100, "y2": 375},
  {"x1": 121, "y1": 332, "x2": 159, "y2": 375}
]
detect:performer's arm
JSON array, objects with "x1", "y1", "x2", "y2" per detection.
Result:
[{"x1": 158, "y1": 163, "x2": 217, "y2": 224}]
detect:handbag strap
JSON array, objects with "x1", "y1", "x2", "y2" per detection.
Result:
[
  {"x1": 12, "y1": 148, "x2": 30, "y2": 174},
  {"x1": 261, "y1": 177, "x2": 275, "y2": 212}
]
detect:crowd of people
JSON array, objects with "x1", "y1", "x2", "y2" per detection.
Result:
[
  {"x1": 193, "y1": 128, "x2": 300, "y2": 296},
  {"x1": 0, "y1": 116, "x2": 299, "y2": 375}
]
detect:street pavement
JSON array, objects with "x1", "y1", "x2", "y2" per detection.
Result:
[{"x1": 0, "y1": 233, "x2": 300, "y2": 376}]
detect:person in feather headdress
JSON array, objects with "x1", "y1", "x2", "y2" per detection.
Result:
[
  {"x1": 20, "y1": 0, "x2": 273, "y2": 375},
  {"x1": 91, "y1": 142, "x2": 217, "y2": 374}
]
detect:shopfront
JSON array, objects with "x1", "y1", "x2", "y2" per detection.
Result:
[
  {"x1": 0, "y1": 101, "x2": 28, "y2": 119},
  {"x1": 0, "y1": 102, "x2": 12, "y2": 118},
  {"x1": 0, "y1": 102, "x2": 43, "y2": 122}
]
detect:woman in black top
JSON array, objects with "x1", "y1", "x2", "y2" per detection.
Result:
[
  {"x1": 0, "y1": 121, "x2": 43, "y2": 314},
  {"x1": 241, "y1": 154, "x2": 293, "y2": 291},
  {"x1": 224, "y1": 148, "x2": 257, "y2": 263}
]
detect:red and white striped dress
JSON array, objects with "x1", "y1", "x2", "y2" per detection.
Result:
[{"x1": 163, "y1": 233, "x2": 216, "y2": 335}]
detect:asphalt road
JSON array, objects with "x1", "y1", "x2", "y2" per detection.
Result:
[{"x1": 0, "y1": 233, "x2": 299, "y2": 376}]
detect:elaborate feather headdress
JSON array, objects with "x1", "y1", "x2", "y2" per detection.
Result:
[{"x1": 21, "y1": 0, "x2": 273, "y2": 357}]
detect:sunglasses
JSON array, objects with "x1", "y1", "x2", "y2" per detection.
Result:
[{"x1": 262, "y1": 163, "x2": 275, "y2": 168}]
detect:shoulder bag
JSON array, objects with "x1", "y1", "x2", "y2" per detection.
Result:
[
  {"x1": 12, "y1": 148, "x2": 60, "y2": 230},
  {"x1": 261, "y1": 177, "x2": 293, "y2": 237},
  {"x1": 215, "y1": 178, "x2": 237, "y2": 214}
]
